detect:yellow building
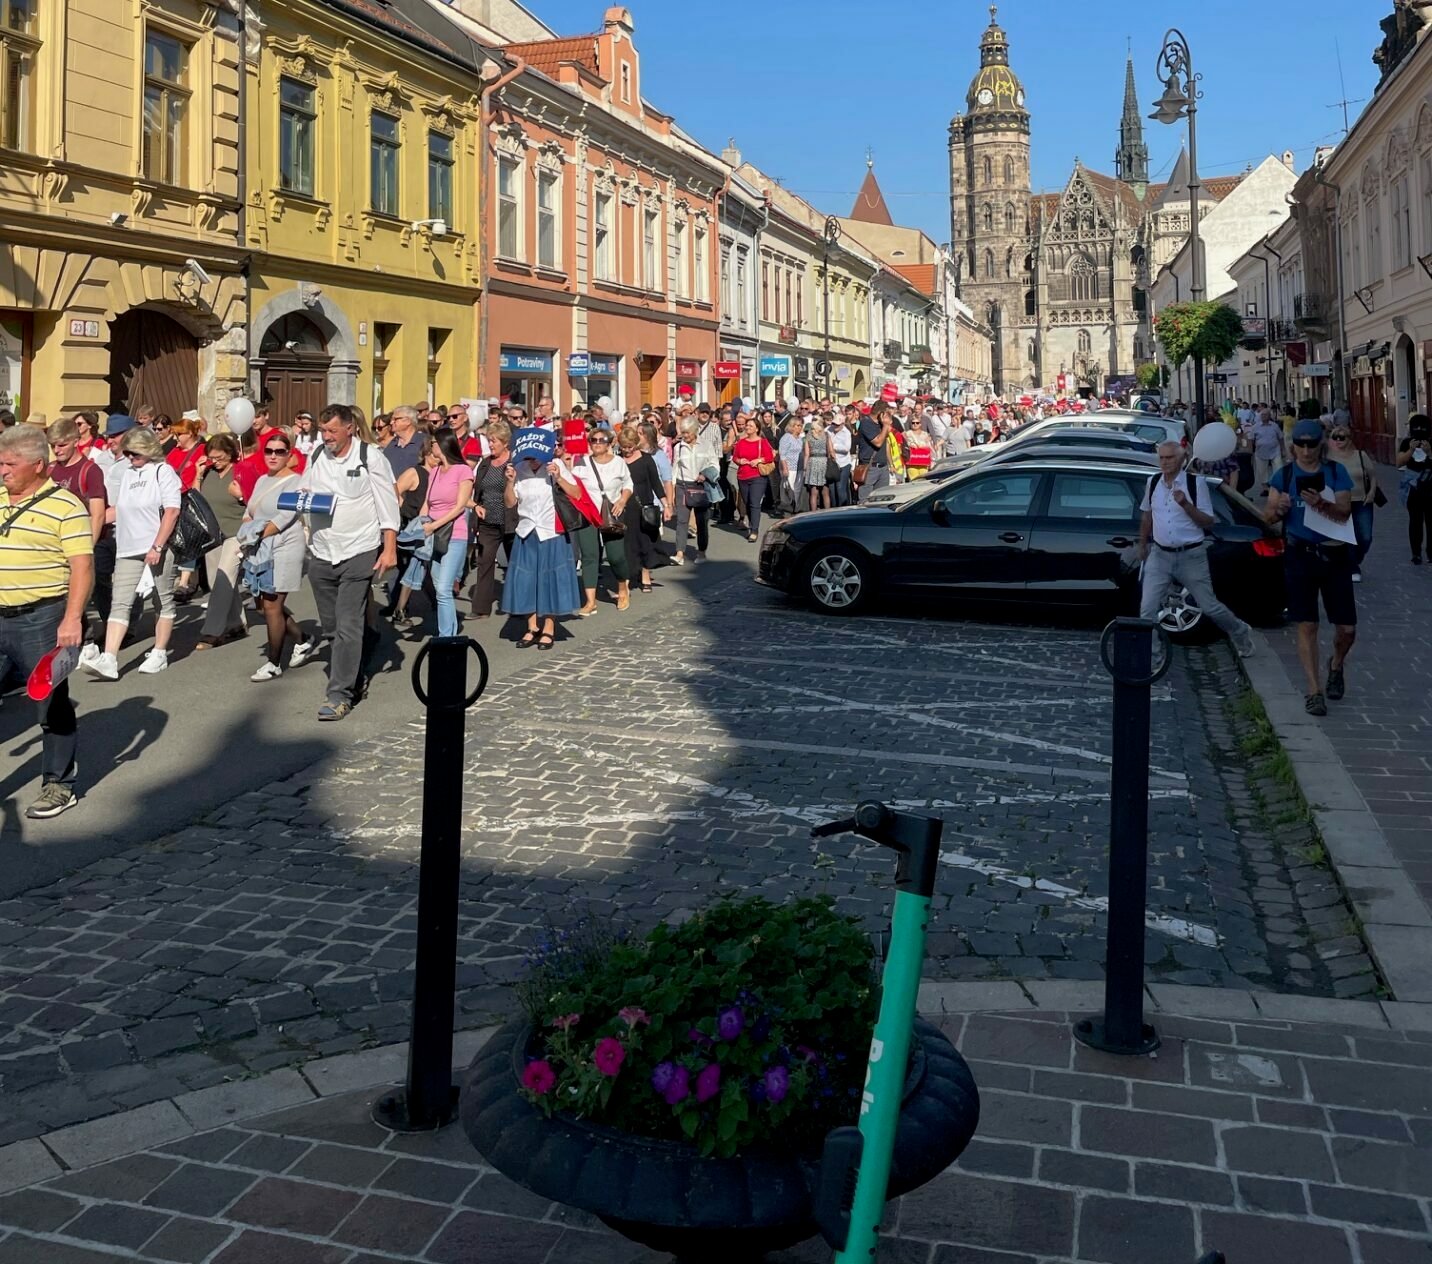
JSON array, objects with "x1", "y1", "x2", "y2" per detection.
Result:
[
  {"x1": 246, "y1": 0, "x2": 487, "y2": 420},
  {"x1": 0, "y1": 0, "x2": 248, "y2": 421}
]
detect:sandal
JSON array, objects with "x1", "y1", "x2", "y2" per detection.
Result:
[
  {"x1": 516, "y1": 631, "x2": 539, "y2": 649},
  {"x1": 537, "y1": 633, "x2": 555, "y2": 651},
  {"x1": 193, "y1": 627, "x2": 244, "y2": 651},
  {"x1": 641, "y1": 583, "x2": 654, "y2": 593}
]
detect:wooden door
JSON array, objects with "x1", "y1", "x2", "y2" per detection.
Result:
[
  {"x1": 107, "y1": 309, "x2": 199, "y2": 419},
  {"x1": 262, "y1": 362, "x2": 329, "y2": 427},
  {"x1": 639, "y1": 357, "x2": 662, "y2": 407}
]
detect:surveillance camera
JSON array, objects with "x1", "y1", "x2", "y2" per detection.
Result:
[
  {"x1": 431, "y1": 219, "x2": 447, "y2": 238},
  {"x1": 284, "y1": 340, "x2": 298, "y2": 351},
  {"x1": 109, "y1": 211, "x2": 128, "y2": 226},
  {"x1": 184, "y1": 258, "x2": 213, "y2": 287}
]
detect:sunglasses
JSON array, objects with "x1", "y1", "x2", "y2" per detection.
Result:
[
  {"x1": 591, "y1": 436, "x2": 612, "y2": 445},
  {"x1": 1329, "y1": 432, "x2": 1350, "y2": 440},
  {"x1": 264, "y1": 446, "x2": 290, "y2": 455},
  {"x1": 1292, "y1": 437, "x2": 1322, "y2": 449}
]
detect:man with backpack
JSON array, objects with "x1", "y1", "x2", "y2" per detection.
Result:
[
  {"x1": 1265, "y1": 419, "x2": 1357, "y2": 717},
  {"x1": 295, "y1": 404, "x2": 400, "y2": 721},
  {"x1": 1138, "y1": 441, "x2": 1255, "y2": 658}
]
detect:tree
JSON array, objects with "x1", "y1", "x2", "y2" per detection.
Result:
[
  {"x1": 1135, "y1": 362, "x2": 1170, "y2": 391},
  {"x1": 1154, "y1": 302, "x2": 1244, "y2": 369}
]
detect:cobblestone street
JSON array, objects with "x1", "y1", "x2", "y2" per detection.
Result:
[{"x1": 0, "y1": 568, "x2": 1378, "y2": 1145}]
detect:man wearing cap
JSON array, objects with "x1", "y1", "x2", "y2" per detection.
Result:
[
  {"x1": 0, "y1": 424, "x2": 93, "y2": 818},
  {"x1": 1265, "y1": 419, "x2": 1357, "y2": 716},
  {"x1": 90, "y1": 413, "x2": 136, "y2": 475}
]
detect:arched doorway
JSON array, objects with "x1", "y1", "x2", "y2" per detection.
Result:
[
  {"x1": 259, "y1": 313, "x2": 332, "y2": 424},
  {"x1": 106, "y1": 309, "x2": 199, "y2": 419},
  {"x1": 851, "y1": 370, "x2": 866, "y2": 400}
]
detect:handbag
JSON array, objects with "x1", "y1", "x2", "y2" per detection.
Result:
[
  {"x1": 682, "y1": 481, "x2": 710, "y2": 509},
  {"x1": 852, "y1": 463, "x2": 870, "y2": 488},
  {"x1": 430, "y1": 519, "x2": 455, "y2": 559},
  {"x1": 589, "y1": 458, "x2": 626, "y2": 539},
  {"x1": 553, "y1": 485, "x2": 585, "y2": 533},
  {"x1": 640, "y1": 502, "x2": 662, "y2": 530},
  {"x1": 171, "y1": 488, "x2": 223, "y2": 557},
  {"x1": 1364, "y1": 453, "x2": 1389, "y2": 508}
]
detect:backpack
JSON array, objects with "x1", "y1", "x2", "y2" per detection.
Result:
[
  {"x1": 1146, "y1": 470, "x2": 1198, "y2": 507},
  {"x1": 320, "y1": 441, "x2": 370, "y2": 473}
]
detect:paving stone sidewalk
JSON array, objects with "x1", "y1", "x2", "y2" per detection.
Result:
[
  {"x1": 0, "y1": 991, "x2": 1428, "y2": 1264},
  {"x1": 0, "y1": 575, "x2": 1379, "y2": 1145}
]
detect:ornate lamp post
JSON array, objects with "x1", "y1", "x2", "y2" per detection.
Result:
[
  {"x1": 1150, "y1": 29, "x2": 1206, "y2": 426},
  {"x1": 821, "y1": 215, "x2": 841, "y2": 398}
]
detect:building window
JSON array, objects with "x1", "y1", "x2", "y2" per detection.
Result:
[
  {"x1": 370, "y1": 110, "x2": 400, "y2": 215},
  {"x1": 1070, "y1": 254, "x2": 1097, "y2": 302},
  {"x1": 643, "y1": 207, "x2": 658, "y2": 289},
  {"x1": 594, "y1": 191, "x2": 613, "y2": 280},
  {"x1": 694, "y1": 226, "x2": 708, "y2": 302},
  {"x1": 984, "y1": 248, "x2": 994, "y2": 278},
  {"x1": 1348, "y1": 206, "x2": 1361, "y2": 290},
  {"x1": 784, "y1": 269, "x2": 792, "y2": 323},
  {"x1": 1367, "y1": 194, "x2": 1382, "y2": 280},
  {"x1": 536, "y1": 168, "x2": 558, "y2": 269},
  {"x1": 1005, "y1": 203, "x2": 1016, "y2": 233},
  {"x1": 1391, "y1": 174, "x2": 1411, "y2": 270},
  {"x1": 982, "y1": 156, "x2": 992, "y2": 185},
  {"x1": 1, "y1": 0, "x2": 39, "y2": 153},
  {"x1": 1004, "y1": 155, "x2": 1014, "y2": 186},
  {"x1": 720, "y1": 245, "x2": 731, "y2": 318},
  {"x1": 278, "y1": 77, "x2": 316, "y2": 196},
  {"x1": 143, "y1": 30, "x2": 189, "y2": 184},
  {"x1": 761, "y1": 260, "x2": 769, "y2": 320},
  {"x1": 497, "y1": 156, "x2": 521, "y2": 258},
  {"x1": 371, "y1": 322, "x2": 398, "y2": 417},
  {"x1": 426, "y1": 328, "x2": 449, "y2": 405},
  {"x1": 428, "y1": 131, "x2": 454, "y2": 226},
  {"x1": 674, "y1": 222, "x2": 686, "y2": 297},
  {"x1": 620, "y1": 62, "x2": 632, "y2": 104},
  {"x1": 1422, "y1": 152, "x2": 1432, "y2": 252},
  {"x1": 736, "y1": 250, "x2": 748, "y2": 328},
  {"x1": 1077, "y1": 328, "x2": 1091, "y2": 355},
  {"x1": 983, "y1": 203, "x2": 993, "y2": 231}
]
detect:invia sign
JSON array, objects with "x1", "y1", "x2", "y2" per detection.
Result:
[
  {"x1": 567, "y1": 352, "x2": 592, "y2": 377},
  {"x1": 759, "y1": 355, "x2": 791, "y2": 377},
  {"x1": 499, "y1": 349, "x2": 554, "y2": 374}
]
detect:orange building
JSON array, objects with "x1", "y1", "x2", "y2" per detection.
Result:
[{"x1": 472, "y1": 7, "x2": 723, "y2": 411}]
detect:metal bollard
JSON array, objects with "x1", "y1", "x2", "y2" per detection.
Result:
[
  {"x1": 372, "y1": 636, "x2": 489, "y2": 1132},
  {"x1": 1074, "y1": 617, "x2": 1169, "y2": 1057}
]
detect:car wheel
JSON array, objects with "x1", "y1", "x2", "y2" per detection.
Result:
[
  {"x1": 1158, "y1": 583, "x2": 1215, "y2": 643},
  {"x1": 802, "y1": 545, "x2": 871, "y2": 615}
]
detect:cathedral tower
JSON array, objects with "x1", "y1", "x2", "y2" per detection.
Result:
[
  {"x1": 949, "y1": 6, "x2": 1034, "y2": 394},
  {"x1": 1114, "y1": 55, "x2": 1149, "y2": 191}
]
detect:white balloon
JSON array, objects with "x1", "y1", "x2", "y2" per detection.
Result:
[
  {"x1": 595, "y1": 395, "x2": 613, "y2": 413},
  {"x1": 1190, "y1": 422, "x2": 1236, "y2": 462},
  {"x1": 225, "y1": 397, "x2": 256, "y2": 435},
  {"x1": 610, "y1": 409, "x2": 625, "y2": 427}
]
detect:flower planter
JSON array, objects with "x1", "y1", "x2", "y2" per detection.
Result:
[{"x1": 460, "y1": 1016, "x2": 979, "y2": 1262}]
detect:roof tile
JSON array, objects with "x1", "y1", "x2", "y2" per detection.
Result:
[{"x1": 502, "y1": 33, "x2": 600, "y2": 79}]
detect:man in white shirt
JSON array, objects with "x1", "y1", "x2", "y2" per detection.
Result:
[
  {"x1": 1138, "y1": 441, "x2": 1253, "y2": 657},
  {"x1": 296, "y1": 404, "x2": 400, "y2": 721},
  {"x1": 926, "y1": 408, "x2": 949, "y2": 459}
]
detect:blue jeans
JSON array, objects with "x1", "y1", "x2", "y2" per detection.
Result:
[
  {"x1": 0, "y1": 600, "x2": 77, "y2": 788},
  {"x1": 431, "y1": 539, "x2": 465, "y2": 637},
  {"x1": 1352, "y1": 502, "x2": 1374, "y2": 568}
]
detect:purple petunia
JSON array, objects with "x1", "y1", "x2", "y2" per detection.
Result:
[
  {"x1": 762, "y1": 1066, "x2": 790, "y2": 1104},
  {"x1": 695, "y1": 1063, "x2": 722, "y2": 1104},
  {"x1": 717, "y1": 1006, "x2": 744, "y2": 1041},
  {"x1": 659, "y1": 1064, "x2": 691, "y2": 1105}
]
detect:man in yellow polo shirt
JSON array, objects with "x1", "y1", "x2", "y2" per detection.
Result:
[{"x1": 0, "y1": 424, "x2": 93, "y2": 819}]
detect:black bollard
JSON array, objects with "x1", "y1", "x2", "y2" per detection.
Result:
[
  {"x1": 1074, "y1": 617, "x2": 1167, "y2": 1057},
  {"x1": 373, "y1": 636, "x2": 489, "y2": 1132}
]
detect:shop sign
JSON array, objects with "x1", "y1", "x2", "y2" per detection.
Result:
[
  {"x1": 500, "y1": 348, "x2": 554, "y2": 374},
  {"x1": 713, "y1": 360, "x2": 742, "y2": 379},
  {"x1": 566, "y1": 352, "x2": 592, "y2": 377},
  {"x1": 587, "y1": 355, "x2": 621, "y2": 378},
  {"x1": 794, "y1": 356, "x2": 811, "y2": 378},
  {"x1": 675, "y1": 359, "x2": 701, "y2": 378},
  {"x1": 759, "y1": 354, "x2": 791, "y2": 377}
]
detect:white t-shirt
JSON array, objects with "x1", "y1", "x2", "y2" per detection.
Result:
[
  {"x1": 829, "y1": 424, "x2": 854, "y2": 468},
  {"x1": 1140, "y1": 472, "x2": 1212, "y2": 548},
  {"x1": 572, "y1": 454, "x2": 633, "y2": 507},
  {"x1": 105, "y1": 459, "x2": 182, "y2": 558},
  {"x1": 514, "y1": 463, "x2": 560, "y2": 541}
]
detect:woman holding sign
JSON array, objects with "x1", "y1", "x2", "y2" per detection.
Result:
[{"x1": 501, "y1": 428, "x2": 582, "y2": 650}]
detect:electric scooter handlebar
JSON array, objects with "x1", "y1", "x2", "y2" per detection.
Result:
[{"x1": 811, "y1": 800, "x2": 943, "y2": 899}]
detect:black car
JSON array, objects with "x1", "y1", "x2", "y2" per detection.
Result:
[
  {"x1": 925, "y1": 430, "x2": 1157, "y2": 482},
  {"x1": 757, "y1": 458, "x2": 1286, "y2": 638}
]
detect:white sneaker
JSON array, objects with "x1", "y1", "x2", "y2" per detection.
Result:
[
  {"x1": 289, "y1": 638, "x2": 320, "y2": 669},
  {"x1": 136, "y1": 648, "x2": 169, "y2": 675},
  {"x1": 83, "y1": 651, "x2": 119, "y2": 681},
  {"x1": 251, "y1": 661, "x2": 283, "y2": 682},
  {"x1": 1352, "y1": 570, "x2": 1363, "y2": 583},
  {"x1": 78, "y1": 643, "x2": 100, "y2": 667}
]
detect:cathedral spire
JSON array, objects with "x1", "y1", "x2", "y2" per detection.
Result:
[{"x1": 1115, "y1": 53, "x2": 1149, "y2": 189}]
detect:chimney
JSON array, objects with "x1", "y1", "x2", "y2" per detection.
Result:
[
  {"x1": 1282, "y1": 149, "x2": 1295, "y2": 171},
  {"x1": 604, "y1": 6, "x2": 634, "y2": 36},
  {"x1": 721, "y1": 137, "x2": 742, "y2": 167}
]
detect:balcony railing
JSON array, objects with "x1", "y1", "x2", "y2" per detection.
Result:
[
  {"x1": 882, "y1": 339, "x2": 903, "y2": 360},
  {"x1": 1293, "y1": 293, "x2": 1326, "y2": 326}
]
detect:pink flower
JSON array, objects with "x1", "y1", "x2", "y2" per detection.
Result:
[
  {"x1": 522, "y1": 1059, "x2": 556, "y2": 1096},
  {"x1": 695, "y1": 1062, "x2": 721, "y2": 1104},
  {"x1": 551, "y1": 1013, "x2": 581, "y2": 1031},
  {"x1": 618, "y1": 1006, "x2": 650, "y2": 1028},
  {"x1": 593, "y1": 1037, "x2": 626, "y2": 1077}
]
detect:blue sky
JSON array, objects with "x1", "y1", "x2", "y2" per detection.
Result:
[{"x1": 520, "y1": 0, "x2": 1386, "y2": 240}]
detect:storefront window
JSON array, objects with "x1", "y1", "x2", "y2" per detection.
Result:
[
  {"x1": 583, "y1": 354, "x2": 620, "y2": 408},
  {"x1": 0, "y1": 312, "x2": 30, "y2": 414},
  {"x1": 499, "y1": 347, "x2": 555, "y2": 410}
]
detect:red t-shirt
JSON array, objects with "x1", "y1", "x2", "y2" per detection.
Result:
[
  {"x1": 49, "y1": 457, "x2": 106, "y2": 506},
  {"x1": 733, "y1": 436, "x2": 774, "y2": 480},
  {"x1": 233, "y1": 427, "x2": 307, "y2": 501},
  {"x1": 167, "y1": 442, "x2": 207, "y2": 491}
]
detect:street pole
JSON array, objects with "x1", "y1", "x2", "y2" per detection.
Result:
[{"x1": 823, "y1": 215, "x2": 840, "y2": 402}]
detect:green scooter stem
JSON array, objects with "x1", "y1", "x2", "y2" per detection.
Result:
[{"x1": 835, "y1": 888, "x2": 930, "y2": 1262}]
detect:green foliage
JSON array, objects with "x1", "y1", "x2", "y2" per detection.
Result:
[
  {"x1": 1135, "y1": 362, "x2": 1169, "y2": 391},
  {"x1": 515, "y1": 897, "x2": 877, "y2": 1159},
  {"x1": 1154, "y1": 302, "x2": 1244, "y2": 368}
]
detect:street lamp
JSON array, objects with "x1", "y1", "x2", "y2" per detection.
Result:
[
  {"x1": 821, "y1": 216, "x2": 841, "y2": 398},
  {"x1": 1150, "y1": 28, "x2": 1207, "y2": 427}
]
